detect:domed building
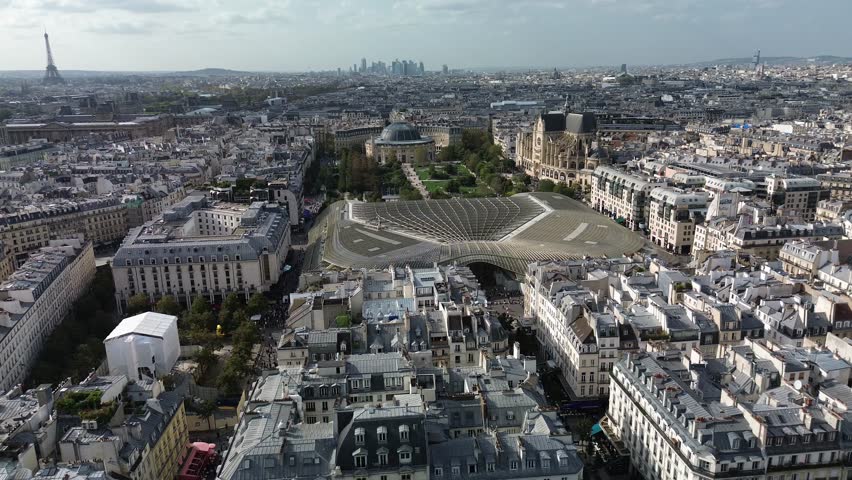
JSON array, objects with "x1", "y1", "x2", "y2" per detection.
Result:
[{"x1": 366, "y1": 122, "x2": 435, "y2": 164}]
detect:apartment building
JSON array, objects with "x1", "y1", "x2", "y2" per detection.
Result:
[
  {"x1": 122, "y1": 184, "x2": 187, "y2": 227},
  {"x1": 523, "y1": 262, "x2": 630, "y2": 399},
  {"x1": 818, "y1": 173, "x2": 852, "y2": 201},
  {"x1": 0, "y1": 197, "x2": 127, "y2": 265},
  {"x1": 112, "y1": 195, "x2": 290, "y2": 311},
  {"x1": 0, "y1": 238, "x2": 94, "y2": 391},
  {"x1": 429, "y1": 409, "x2": 584, "y2": 480},
  {"x1": 59, "y1": 391, "x2": 188, "y2": 480},
  {"x1": 728, "y1": 222, "x2": 843, "y2": 260},
  {"x1": 766, "y1": 175, "x2": 827, "y2": 221},
  {"x1": 591, "y1": 166, "x2": 666, "y2": 230},
  {"x1": 648, "y1": 188, "x2": 709, "y2": 255},
  {"x1": 606, "y1": 351, "x2": 848, "y2": 480}
]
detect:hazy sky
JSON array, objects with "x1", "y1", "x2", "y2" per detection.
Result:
[{"x1": 2, "y1": 0, "x2": 851, "y2": 71}]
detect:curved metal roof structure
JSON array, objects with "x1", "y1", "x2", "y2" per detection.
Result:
[
  {"x1": 379, "y1": 122, "x2": 422, "y2": 142},
  {"x1": 311, "y1": 192, "x2": 646, "y2": 275}
]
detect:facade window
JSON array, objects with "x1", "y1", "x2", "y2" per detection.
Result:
[
  {"x1": 354, "y1": 427, "x2": 365, "y2": 445},
  {"x1": 399, "y1": 424, "x2": 410, "y2": 441},
  {"x1": 378, "y1": 452, "x2": 388, "y2": 465},
  {"x1": 510, "y1": 461, "x2": 518, "y2": 470},
  {"x1": 434, "y1": 468, "x2": 443, "y2": 477},
  {"x1": 377, "y1": 426, "x2": 387, "y2": 443},
  {"x1": 452, "y1": 466, "x2": 460, "y2": 476},
  {"x1": 354, "y1": 455, "x2": 366, "y2": 468}
]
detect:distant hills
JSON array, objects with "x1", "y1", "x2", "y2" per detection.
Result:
[{"x1": 171, "y1": 68, "x2": 251, "y2": 76}]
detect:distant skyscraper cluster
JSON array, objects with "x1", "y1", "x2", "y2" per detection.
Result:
[{"x1": 350, "y1": 58, "x2": 428, "y2": 76}]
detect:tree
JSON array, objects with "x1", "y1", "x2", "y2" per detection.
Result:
[
  {"x1": 430, "y1": 189, "x2": 450, "y2": 199},
  {"x1": 555, "y1": 183, "x2": 576, "y2": 197},
  {"x1": 246, "y1": 293, "x2": 269, "y2": 317},
  {"x1": 232, "y1": 317, "x2": 259, "y2": 351},
  {"x1": 489, "y1": 176, "x2": 507, "y2": 196},
  {"x1": 335, "y1": 313, "x2": 352, "y2": 328},
  {"x1": 399, "y1": 186, "x2": 423, "y2": 201},
  {"x1": 446, "y1": 179, "x2": 460, "y2": 193},
  {"x1": 195, "y1": 346, "x2": 218, "y2": 378},
  {"x1": 222, "y1": 292, "x2": 242, "y2": 313},
  {"x1": 185, "y1": 296, "x2": 215, "y2": 332},
  {"x1": 127, "y1": 293, "x2": 149, "y2": 315},
  {"x1": 155, "y1": 296, "x2": 182, "y2": 316},
  {"x1": 217, "y1": 293, "x2": 243, "y2": 332},
  {"x1": 444, "y1": 163, "x2": 458, "y2": 175},
  {"x1": 537, "y1": 179, "x2": 555, "y2": 192},
  {"x1": 191, "y1": 296, "x2": 213, "y2": 316},
  {"x1": 574, "y1": 416, "x2": 596, "y2": 443},
  {"x1": 217, "y1": 362, "x2": 245, "y2": 396},
  {"x1": 465, "y1": 153, "x2": 481, "y2": 173}
]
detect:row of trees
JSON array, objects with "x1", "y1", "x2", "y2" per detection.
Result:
[
  {"x1": 145, "y1": 292, "x2": 266, "y2": 396},
  {"x1": 28, "y1": 268, "x2": 118, "y2": 387},
  {"x1": 331, "y1": 148, "x2": 423, "y2": 202},
  {"x1": 537, "y1": 179, "x2": 579, "y2": 197}
]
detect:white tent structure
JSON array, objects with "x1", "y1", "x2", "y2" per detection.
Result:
[{"x1": 104, "y1": 312, "x2": 180, "y2": 381}]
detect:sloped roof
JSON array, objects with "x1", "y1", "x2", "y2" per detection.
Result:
[{"x1": 104, "y1": 312, "x2": 177, "y2": 341}]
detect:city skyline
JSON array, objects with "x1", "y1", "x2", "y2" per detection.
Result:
[{"x1": 1, "y1": 0, "x2": 851, "y2": 72}]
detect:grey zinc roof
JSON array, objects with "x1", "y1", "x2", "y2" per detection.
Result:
[
  {"x1": 218, "y1": 402, "x2": 336, "y2": 480},
  {"x1": 346, "y1": 352, "x2": 411, "y2": 375}
]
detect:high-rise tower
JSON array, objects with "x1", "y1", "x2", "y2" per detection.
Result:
[{"x1": 43, "y1": 31, "x2": 65, "y2": 85}]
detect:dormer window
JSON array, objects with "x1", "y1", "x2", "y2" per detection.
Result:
[
  {"x1": 398, "y1": 445, "x2": 412, "y2": 464},
  {"x1": 399, "y1": 424, "x2": 410, "y2": 441},
  {"x1": 377, "y1": 426, "x2": 387, "y2": 443},
  {"x1": 354, "y1": 427, "x2": 365, "y2": 445}
]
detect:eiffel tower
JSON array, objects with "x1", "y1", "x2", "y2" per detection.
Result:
[{"x1": 43, "y1": 31, "x2": 65, "y2": 85}]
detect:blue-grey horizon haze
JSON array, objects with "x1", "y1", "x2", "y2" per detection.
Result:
[{"x1": 1, "y1": 0, "x2": 850, "y2": 71}]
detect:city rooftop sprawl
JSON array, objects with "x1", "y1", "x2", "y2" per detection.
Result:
[{"x1": 1, "y1": 36, "x2": 852, "y2": 480}]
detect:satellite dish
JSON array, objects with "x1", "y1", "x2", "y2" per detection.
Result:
[{"x1": 794, "y1": 380, "x2": 803, "y2": 391}]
